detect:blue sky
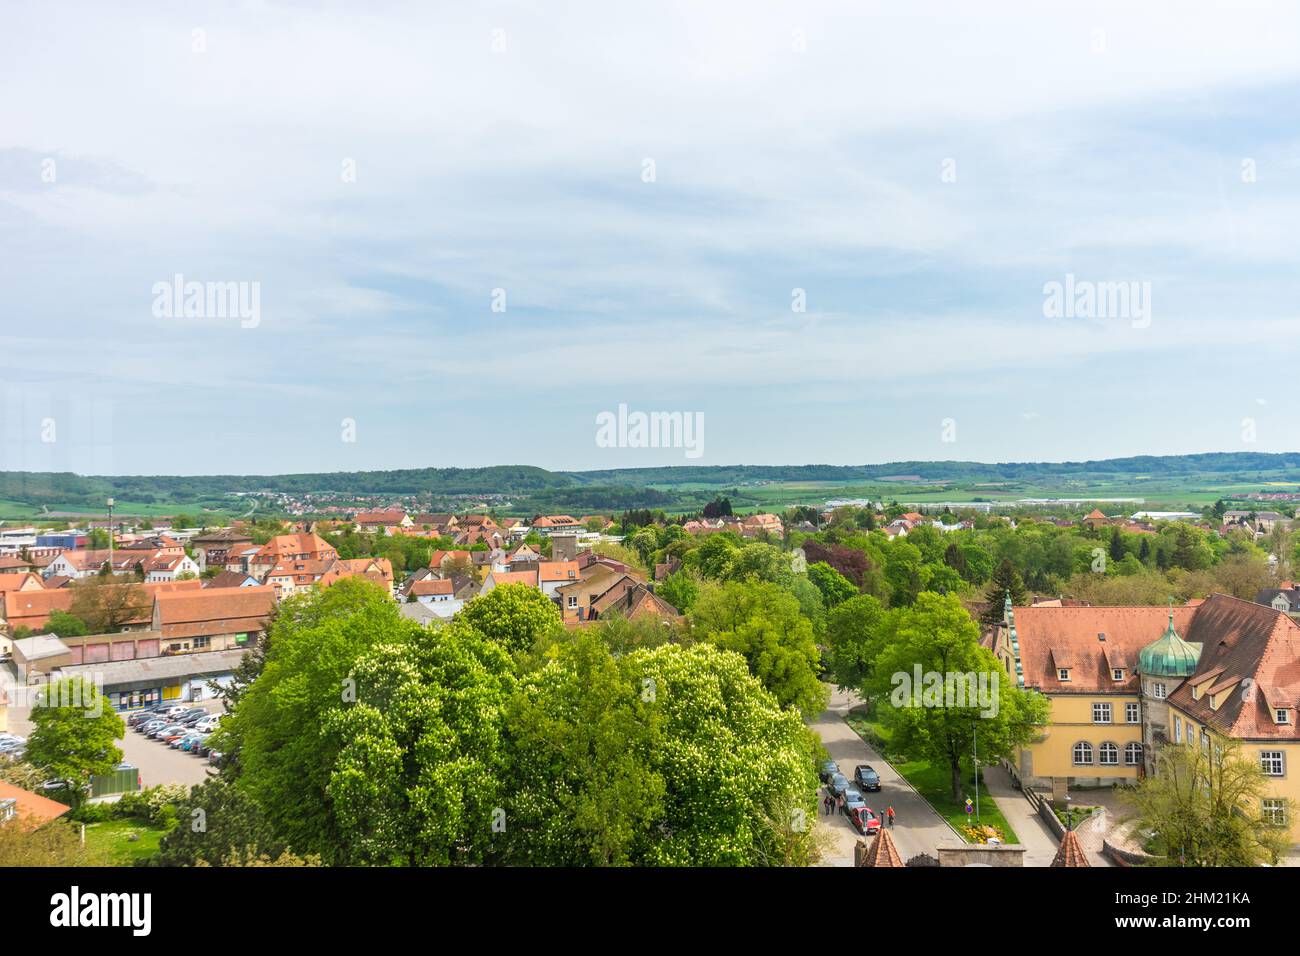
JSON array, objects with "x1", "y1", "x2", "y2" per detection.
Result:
[{"x1": 2, "y1": 1, "x2": 1299, "y2": 476}]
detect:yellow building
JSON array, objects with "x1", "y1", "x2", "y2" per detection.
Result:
[
  {"x1": 1165, "y1": 597, "x2": 1300, "y2": 844},
  {"x1": 990, "y1": 592, "x2": 1300, "y2": 845},
  {"x1": 988, "y1": 599, "x2": 1183, "y2": 793}
]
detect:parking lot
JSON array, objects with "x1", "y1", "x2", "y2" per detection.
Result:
[{"x1": 119, "y1": 701, "x2": 224, "y2": 789}]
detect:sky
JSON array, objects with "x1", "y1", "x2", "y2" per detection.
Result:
[{"x1": 2, "y1": 0, "x2": 1299, "y2": 476}]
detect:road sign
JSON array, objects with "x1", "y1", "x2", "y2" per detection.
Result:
[{"x1": 964, "y1": 798, "x2": 974, "y2": 814}]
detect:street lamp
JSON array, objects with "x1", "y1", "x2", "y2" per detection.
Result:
[{"x1": 106, "y1": 498, "x2": 114, "y2": 566}]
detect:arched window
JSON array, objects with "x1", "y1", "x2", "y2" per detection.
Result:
[
  {"x1": 1073, "y1": 741, "x2": 1093, "y2": 765},
  {"x1": 1099, "y1": 742, "x2": 1119, "y2": 765},
  {"x1": 1125, "y1": 742, "x2": 1143, "y2": 766}
]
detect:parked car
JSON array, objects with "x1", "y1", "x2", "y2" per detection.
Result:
[
  {"x1": 139, "y1": 719, "x2": 169, "y2": 735},
  {"x1": 854, "y1": 764, "x2": 881, "y2": 792},
  {"x1": 847, "y1": 805, "x2": 881, "y2": 835},
  {"x1": 194, "y1": 715, "x2": 222, "y2": 733},
  {"x1": 827, "y1": 773, "x2": 851, "y2": 799},
  {"x1": 181, "y1": 733, "x2": 209, "y2": 753},
  {"x1": 207, "y1": 750, "x2": 226, "y2": 767},
  {"x1": 153, "y1": 724, "x2": 190, "y2": 741},
  {"x1": 127, "y1": 710, "x2": 163, "y2": 728},
  {"x1": 197, "y1": 740, "x2": 215, "y2": 758},
  {"x1": 175, "y1": 708, "x2": 208, "y2": 723},
  {"x1": 818, "y1": 759, "x2": 840, "y2": 783},
  {"x1": 843, "y1": 786, "x2": 867, "y2": 813},
  {"x1": 157, "y1": 704, "x2": 191, "y2": 720}
]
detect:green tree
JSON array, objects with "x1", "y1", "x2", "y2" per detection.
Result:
[
  {"x1": 457, "y1": 582, "x2": 564, "y2": 655},
  {"x1": 1125, "y1": 738, "x2": 1289, "y2": 867},
  {"x1": 156, "y1": 776, "x2": 284, "y2": 866},
  {"x1": 806, "y1": 561, "x2": 857, "y2": 608},
  {"x1": 43, "y1": 609, "x2": 88, "y2": 637},
  {"x1": 824, "y1": 594, "x2": 889, "y2": 691},
  {"x1": 505, "y1": 632, "x2": 666, "y2": 865},
  {"x1": 219, "y1": 578, "x2": 417, "y2": 858},
  {"x1": 690, "y1": 581, "x2": 827, "y2": 717},
  {"x1": 883, "y1": 542, "x2": 924, "y2": 607},
  {"x1": 869, "y1": 592, "x2": 1048, "y2": 799},
  {"x1": 321, "y1": 619, "x2": 517, "y2": 865},
  {"x1": 980, "y1": 558, "x2": 1027, "y2": 626},
  {"x1": 656, "y1": 570, "x2": 699, "y2": 613},
  {"x1": 25, "y1": 677, "x2": 124, "y2": 806},
  {"x1": 631, "y1": 642, "x2": 821, "y2": 866}
]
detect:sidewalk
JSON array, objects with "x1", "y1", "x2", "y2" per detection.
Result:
[{"x1": 981, "y1": 765, "x2": 1111, "y2": 866}]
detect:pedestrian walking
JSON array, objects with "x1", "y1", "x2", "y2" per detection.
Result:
[{"x1": 886, "y1": 805, "x2": 895, "y2": 827}]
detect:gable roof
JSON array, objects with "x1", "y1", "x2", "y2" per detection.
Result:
[
  {"x1": 0, "y1": 781, "x2": 71, "y2": 830},
  {"x1": 998, "y1": 604, "x2": 1198, "y2": 694},
  {"x1": 1169, "y1": 594, "x2": 1300, "y2": 740}
]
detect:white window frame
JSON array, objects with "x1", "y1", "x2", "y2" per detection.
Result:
[
  {"x1": 1098, "y1": 742, "x2": 1119, "y2": 766},
  {"x1": 1072, "y1": 741, "x2": 1094, "y2": 766},
  {"x1": 1058, "y1": 668, "x2": 1070, "y2": 681},
  {"x1": 1125, "y1": 742, "x2": 1142, "y2": 766},
  {"x1": 1261, "y1": 751, "x2": 1285, "y2": 777},
  {"x1": 1263, "y1": 799, "x2": 1287, "y2": 826},
  {"x1": 1152, "y1": 682, "x2": 1167, "y2": 700},
  {"x1": 1125, "y1": 702, "x2": 1140, "y2": 723},
  {"x1": 1092, "y1": 702, "x2": 1112, "y2": 724}
]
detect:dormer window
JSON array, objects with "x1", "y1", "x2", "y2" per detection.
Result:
[
  {"x1": 1277, "y1": 709, "x2": 1290, "y2": 725},
  {"x1": 1112, "y1": 668, "x2": 1124, "y2": 681},
  {"x1": 1058, "y1": 668, "x2": 1070, "y2": 682},
  {"x1": 1192, "y1": 684, "x2": 1201, "y2": 700}
]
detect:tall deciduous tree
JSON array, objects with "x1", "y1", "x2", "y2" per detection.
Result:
[
  {"x1": 457, "y1": 582, "x2": 563, "y2": 655},
  {"x1": 869, "y1": 592, "x2": 1048, "y2": 799},
  {"x1": 690, "y1": 580, "x2": 827, "y2": 717},
  {"x1": 322, "y1": 619, "x2": 516, "y2": 865},
  {"x1": 69, "y1": 577, "x2": 151, "y2": 633},
  {"x1": 25, "y1": 677, "x2": 124, "y2": 805}
]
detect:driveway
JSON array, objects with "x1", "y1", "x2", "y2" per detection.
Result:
[{"x1": 810, "y1": 687, "x2": 958, "y2": 866}]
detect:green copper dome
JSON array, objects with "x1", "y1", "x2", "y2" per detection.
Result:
[{"x1": 1138, "y1": 611, "x2": 1200, "y2": 677}]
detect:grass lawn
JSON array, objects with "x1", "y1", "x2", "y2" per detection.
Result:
[
  {"x1": 845, "y1": 713, "x2": 1019, "y2": 844},
  {"x1": 82, "y1": 818, "x2": 169, "y2": 865}
]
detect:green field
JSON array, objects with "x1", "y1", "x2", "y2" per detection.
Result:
[
  {"x1": 3, "y1": 453, "x2": 1300, "y2": 520},
  {"x1": 82, "y1": 818, "x2": 170, "y2": 865}
]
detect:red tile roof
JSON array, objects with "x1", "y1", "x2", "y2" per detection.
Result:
[{"x1": 0, "y1": 781, "x2": 70, "y2": 830}]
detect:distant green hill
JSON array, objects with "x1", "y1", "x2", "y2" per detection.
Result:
[{"x1": 2, "y1": 452, "x2": 1299, "y2": 517}]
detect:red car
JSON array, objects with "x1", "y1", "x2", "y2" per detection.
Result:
[{"x1": 848, "y1": 806, "x2": 881, "y2": 836}]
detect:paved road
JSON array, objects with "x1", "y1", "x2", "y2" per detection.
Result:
[{"x1": 810, "y1": 687, "x2": 957, "y2": 866}]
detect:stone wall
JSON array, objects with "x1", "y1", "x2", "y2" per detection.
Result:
[{"x1": 936, "y1": 843, "x2": 1025, "y2": 867}]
